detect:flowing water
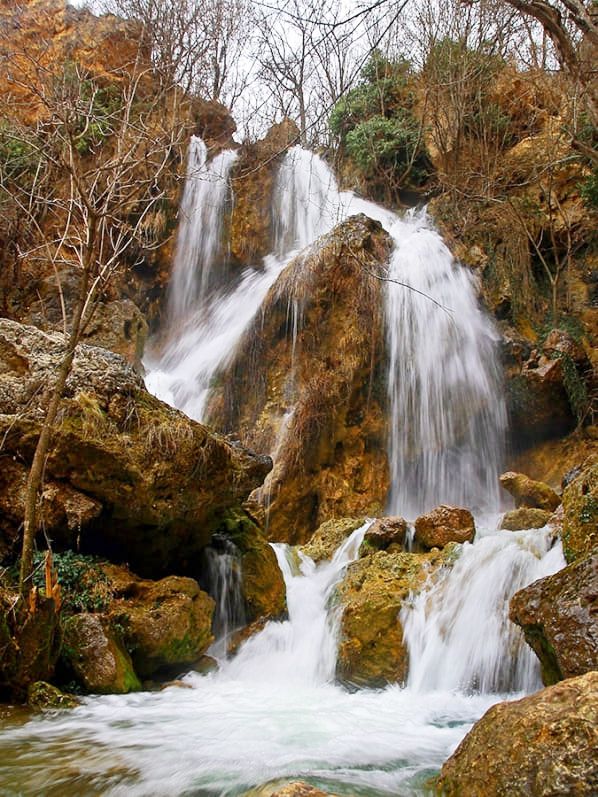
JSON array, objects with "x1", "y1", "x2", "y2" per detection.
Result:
[{"x1": 0, "y1": 143, "x2": 568, "y2": 794}]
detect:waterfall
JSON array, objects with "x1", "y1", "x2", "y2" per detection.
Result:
[
  {"x1": 166, "y1": 137, "x2": 238, "y2": 322},
  {"x1": 384, "y1": 211, "x2": 507, "y2": 517},
  {"x1": 202, "y1": 538, "x2": 246, "y2": 660},
  {"x1": 402, "y1": 524, "x2": 565, "y2": 694}
]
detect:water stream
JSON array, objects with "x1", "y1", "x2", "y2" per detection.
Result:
[{"x1": 0, "y1": 142, "x2": 568, "y2": 794}]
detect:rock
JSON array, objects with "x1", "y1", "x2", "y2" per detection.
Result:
[
  {"x1": 210, "y1": 509, "x2": 286, "y2": 622},
  {"x1": 61, "y1": 613, "x2": 141, "y2": 694},
  {"x1": 0, "y1": 590, "x2": 61, "y2": 701},
  {"x1": 208, "y1": 215, "x2": 392, "y2": 543},
  {"x1": 437, "y1": 672, "x2": 598, "y2": 796},
  {"x1": 414, "y1": 505, "x2": 475, "y2": 549},
  {"x1": 499, "y1": 471, "x2": 561, "y2": 511},
  {"x1": 561, "y1": 460, "x2": 598, "y2": 563},
  {"x1": 361, "y1": 516, "x2": 408, "y2": 553},
  {"x1": 335, "y1": 547, "x2": 455, "y2": 687},
  {"x1": 0, "y1": 319, "x2": 271, "y2": 577},
  {"x1": 244, "y1": 781, "x2": 337, "y2": 797},
  {"x1": 301, "y1": 517, "x2": 366, "y2": 563},
  {"x1": 501, "y1": 507, "x2": 552, "y2": 530},
  {"x1": 509, "y1": 554, "x2": 598, "y2": 685},
  {"x1": 104, "y1": 566, "x2": 215, "y2": 678},
  {"x1": 27, "y1": 681, "x2": 79, "y2": 710}
]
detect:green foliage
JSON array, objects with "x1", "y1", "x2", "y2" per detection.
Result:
[
  {"x1": 536, "y1": 314, "x2": 585, "y2": 345},
  {"x1": 345, "y1": 115, "x2": 427, "y2": 185},
  {"x1": 0, "y1": 124, "x2": 41, "y2": 180},
  {"x1": 32, "y1": 551, "x2": 112, "y2": 614},
  {"x1": 580, "y1": 168, "x2": 598, "y2": 210},
  {"x1": 553, "y1": 351, "x2": 589, "y2": 426}
]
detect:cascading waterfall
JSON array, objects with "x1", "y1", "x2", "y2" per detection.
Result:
[
  {"x1": 0, "y1": 143, "x2": 569, "y2": 795},
  {"x1": 202, "y1": 538, "x2": 246, "y2": 660},
  {"x1": 384, "y1": 211, "x2": 507, "y2": 517}
]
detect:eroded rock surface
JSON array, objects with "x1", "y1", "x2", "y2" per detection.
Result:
[
  {"x1": 509, "y1": 554, "x2": 598, "y2": 685},
  {"x1": 0, "y1": 319, "x2": 271, "y2": 576},
  {"x1": 561, "y1": 460, "x2": 598, "y2": 563},
  {"x1": 414, "y1": 505, "x2": 475, "y2": 549},
  {"x1": 501, "y1": 507, "x2": 552, "y2": 530},
  {"x1": 499, "y1": 471, "x2": 561, "y2": 511},
  {"x1": 437, "y1": 672, "x2": 598, "y2": 796}
]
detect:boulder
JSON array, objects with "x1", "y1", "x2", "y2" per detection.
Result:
[
  {"x1": 104, "y1": 566, "x2": 215, "y2": 678},
  {"x1": 335, "y1": 547, "x2": 455, "y2": 687},
  {"x1": 414, "y1": 505, "x2": 475, "y2": 549},
  {"x1": 301, "y1": 517, "x2": 366, "y2": 563},
  {"x1": 61, "y1": 613, "x2": 141, "y2": 694},
  {"x1": 437, "y1": 672, "x2": 598, "y2": 796},
  {"x1": 208, "y1": 215, "x2": 392, "y2": 543},
  {"x1": 499, "y1": 471, "x2": 561, "y2": 511},
  {"x1": 361, "y1": 516, "x2": 408, "y2": 553},
  {"x1": 561, "y1": 460, "x2": 598, "y2": 563},
  {"x1": 509, "y1": 554, "x2": 598, "y2": 685},
  {"x1": 501, "y1": 507, "x2": 552, "y2": 531},
  {"x1": 27, "y1": 681, "x2": 79, "y2": 710},
  {"x1": 0, "y1": 319, "x2": 271, "y2": 577}
]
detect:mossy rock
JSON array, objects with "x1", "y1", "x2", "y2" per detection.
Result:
[
  {"x1": 561, "y1": 460, "x2": 598, "y2": 562},
  {"x1": 27, "y1": 681, "x2": 79, "y2": 710},
  {"x1": 301, "y1": 517, "x2": 366, "y2": 563},
  {"x1": 61, "y1": 613, "x2": 141, "y2": 694}
]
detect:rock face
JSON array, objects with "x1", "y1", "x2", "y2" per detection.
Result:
[
  {"x1": 414, "y1": 505, "x2": 475, "y2": 549},
  {"x1": 62, "y1": 613, "x2": 141, "y2": 694},
  {"x1": 501, "y1": 507, "x2": 552, "y2": 530},
  {"x1": 0, "y1": 319, "x2": 271, "y2": 576},
  {"x1": 335, "y1": 547, "x2": 455, "y2": 686},
  {"x1": 561, "y1": 460, "x2": 598, "y2": 563},
  {"x1": 437, "y1": 672, "x2": 598, "y2": 796},
  {"x1": 208, "y1": 215, "x2": 392, "y2": 544},
  {"x1": 509, "y1": 554, "x2": 598, "y2": 685},
  {"x1": 301, "y1": 517, "x2": 366, "y2": 563},
  {"x1": 499, "y1": 471, "x2": 561, "y2": 511},
  {"x1": 361, "y1": 516, "x2": 408, "y2": 553}
]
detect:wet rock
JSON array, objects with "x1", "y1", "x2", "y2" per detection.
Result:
[
  {"x1": 361, "y1": 516, "x2": 408, "y2": 553},
  {"x1": 208, "y1": 215, "x2": 392, "y2": 544},
  {"x1": 301, "y1": 518, "x2": 366, "y2": 563},
  {"x1": 244, "y1": 781, "x2": 337, "y2": 797},
  {"x1": 437, "y1": 672, "x2": 598, "y2": 796},
  {"x1": 104, "y1": 566, "x2": 215, "y2": 678},
  {"x1": 0, "y1": 319, "x2": 271, "y2": 577},
  {"x1": 61, "y1": 613, "x2": 141, "y2": 694},
  {"x1": 27, "y1": 681, "x2": 79, "y2": 710},
  {"x1": 335, "y1": 547, "x2": 455, "y2": 687},
  {"x1": 509, "y1": 554, "x2": 598, "y2": 685},
  {"x1": 561, "y1": 460, "x2": 598, "y2": 563},
  {"x1": 499, "y1": 471, "x2": 561, "y2": 511},
  {"x1": 501, "y1": 507, "x2": 552, "y2": 530},
  {"x1": 414, "y1": 505, "x2": 475, "y2": 549}
]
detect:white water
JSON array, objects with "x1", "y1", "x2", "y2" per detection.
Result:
[
  {"x1": 0, "y1": 521, "x2": 565, "y2": 796},
  {"x1": 203, "y1": 539, "x2": 246, "y2": 660}
]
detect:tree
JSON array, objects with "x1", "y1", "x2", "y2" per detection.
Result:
[{"x1": 0, "y1": 1, "x2": 185, "y2": 599}]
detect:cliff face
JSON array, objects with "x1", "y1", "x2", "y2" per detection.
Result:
[{"x1": 208, "y1": 215, "x2": 391, "y2": 544}]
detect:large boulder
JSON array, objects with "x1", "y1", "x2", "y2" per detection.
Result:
[
  {"x1": 501, "y1": 507, "x2": 552, "y2": 530},
  {"x1": 509, "y1": 554, "x2": 598, "y2": 685},
  {"x1": 335, "y1": 547, "x2": 455, "y2": 687},
  {"x1": 437, "y1": 672, "x2": 598, "y2": 796},
  {"x1": 499, "y1": 471, "x2": 561, "y2": 511},
  {"x1": 207, "y1": 215, "x2": 392, "y2": 544},
  {"x1": 361, "y1": 516, "x2": 408, "y2": 553},
  {"x1": 561, "y1": 460, "x2": 598, "y2": 563},
  {"x1": 61, "y1": 613, "x2": 141, "y2": 694},
  {"x1": 414, "y1": 505, "x2": 475, "y2": 549},
  {"x1": 0, "y1": 319, "x2": 271, "y2": 576},
  {"x1": 104, "y1": 566, "x2": 215, "y2": 678}
]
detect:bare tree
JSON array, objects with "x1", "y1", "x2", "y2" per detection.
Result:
[{"x1": 0, "y1": 9, "x2": 185, "y2": 599}]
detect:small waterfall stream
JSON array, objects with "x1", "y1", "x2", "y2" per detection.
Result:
[{"x1": 0, "y1": 141, "x2": 569, "y2": 795}]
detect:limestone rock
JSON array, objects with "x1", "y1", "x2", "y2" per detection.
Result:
[
  {"x1": 499, "y1": 471, "x2": 561, "y2": 511},
  {"x1": 105, "y1": 567, "x2": 215, "y2": 678},
  {"x1": 361, "y1": 516, "x2": 408, "y2": 553},
  {"x1": 335, "y1": 547, "x2": 455, "y2": 687},
  {"x1": 61, "y1": 613, "x2": 141, "y2": 694},
  {"x1": 437, "y1": 672, "x2": 598, "y2": 796},
  {"x1": 561, "y1": 460, "x2": 598, "y2": 563},
  {"x1": 27, "y1": 681, "x2": 79, "y2": 711},
  {"x1": 414, "y1": 505, "x2": 475, "y2": 549},
  {"x1": 509, "y1": 554, "x2": 598, "y2": 685},
  {"x1": 208, "y1": 215, "x2": 392, "y2": 544},
  {"x1": 0, "y1": 319, "x2": 271, "y2": 577},
  {"x1": 501, "y1": 507, "x2": 552, "y2": 531},
  {"x1": 301, "y1": 517, "x2": 366, "y2": 563}
]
